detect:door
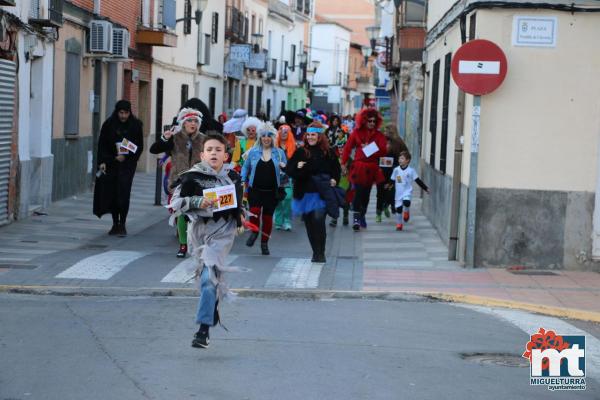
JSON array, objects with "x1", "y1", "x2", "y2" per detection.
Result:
[{"x1": 0, "y1": 59, "x2": 16, "y2": 225}]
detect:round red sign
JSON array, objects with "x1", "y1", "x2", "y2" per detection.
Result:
[{"x1": 451, "y1": 39, "x2": 508, "y2": 95}]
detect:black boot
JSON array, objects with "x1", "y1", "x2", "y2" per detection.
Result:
[
  {"x1": 118, "y1": 224, "x2": 128, "y2": 237},
  {"x1": 352, "y1": 213, "x2": 361, "y2": 232},
  {"x1": 246, "y1": 231, "x2": 259, "y2": 247},
  {"x1": 260, "y1": 241, "x2": 270, "y2": 255},
  {"x1": 342, "y1": 208, "x2": 349, "y2": 226}
]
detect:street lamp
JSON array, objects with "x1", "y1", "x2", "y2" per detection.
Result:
[
  {"x1": 194, "y1": 0, "x2": 208, "y2": 24},
  {"x1": 311, "y1": 60, "x2": 320, "y2": 74},
  {"x1": 361, "y1": 46, "x2": 373, "y2": 67},
  {"x1": 251, "y1": 32, "x2": 263, "y2": 53},
  {"x1": 365, "y1": 25, "x2": 381, "y2": 51}
]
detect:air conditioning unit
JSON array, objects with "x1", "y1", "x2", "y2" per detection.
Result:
[
  {"x1": 112, "y1": 28, "x2": 129, "y2": 58},
  {"x1": 90, "y1": 20, "x2": 113, "y2": 54},
  {"x1": 29, "y1": 0, "x2": 63, "y2": 27}
]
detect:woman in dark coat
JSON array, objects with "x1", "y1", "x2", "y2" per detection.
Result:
[
  {"x1": 95, "y1": 100, "x2": 144, "y2": 236},
  {"x1": 286, "y1": 122, "x2": 341, "y2": 263}
]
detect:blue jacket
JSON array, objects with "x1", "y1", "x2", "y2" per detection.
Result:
[{"x1": 242, "y1": 146, "x2": 287, "y2": 188}]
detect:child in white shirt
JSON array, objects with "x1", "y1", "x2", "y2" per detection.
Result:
[{"x1": 391, "y1": 151, "x2": 429, "y2": 231}]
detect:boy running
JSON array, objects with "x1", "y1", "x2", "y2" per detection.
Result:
[
  {"x1": 169, "y1": 133, "x2": 245, "y2": 349},
  {"x1": 391, "y1": 151, "x2": 429, "y2": 231}
]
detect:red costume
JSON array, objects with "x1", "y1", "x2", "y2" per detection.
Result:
[{"x1": 341, "y1": 108, "x2": 387, "y2": 186}]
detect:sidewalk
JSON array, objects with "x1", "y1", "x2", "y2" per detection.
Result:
[
  {"x1": 0, "y1": 173, "x2": 166, "y2": 267},
  {"x1": 361, "y1": 194, "x2": 600, "y2": 322}
]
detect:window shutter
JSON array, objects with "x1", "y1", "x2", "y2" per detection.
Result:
[
  {"x1": 64, "y1": 51, "x2": 81, "y2": 136},
  {"x1": 204, "y1": 34, "x2": 211, "y2": 65},
  {"x1": 212, "y1": 12, "x2": 219, "y2": 44},
  {"x1": 183, "y1": 0, "x2": 192, "y2": 35},
  {"x1": 163, "y1": 0, "x2": 176, "y2": 29}
]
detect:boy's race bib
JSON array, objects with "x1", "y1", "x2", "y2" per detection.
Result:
[{"x1": 203, "y1": 184, "x2": 238, "y2": 211}]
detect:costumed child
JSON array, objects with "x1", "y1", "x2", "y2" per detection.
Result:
[
  {"x1": 168, "y1": 133, "x2": 245, "y2": 349},
  {"x1": 391, "y1": 151, "x2": 429, "y2": 231},
  {"x1": 274, "y1": 124, "x2": 296, "y2": 231}
]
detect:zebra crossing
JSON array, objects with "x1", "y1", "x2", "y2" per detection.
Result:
[{"x1": 52, "y1": 250, "x2": 323, "y2": 288}]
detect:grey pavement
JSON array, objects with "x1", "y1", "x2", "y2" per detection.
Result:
[
  {"x1": 0, "y1": 173, "x2": 163, "y2": 266},
  {"x1": 1, "y1": 293, "x2": 597, "y2": 400}
]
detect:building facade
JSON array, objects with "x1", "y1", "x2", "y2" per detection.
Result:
[
  {"x1": 422, "y1": 0, "x2": 600, "y2": 271},
  {"x1": 0, "y1": 0, "x2": 61, "y2": 222},
  {"x1": 310, "y1": 19, "x2": 351, "y2": 114}
]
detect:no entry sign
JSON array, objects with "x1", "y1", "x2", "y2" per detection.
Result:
[{"x1": 451, "y1": 39, "x2": 508, "y2": 95}]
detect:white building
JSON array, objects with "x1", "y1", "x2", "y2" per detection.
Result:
[
  {"x1": 310, "y1": 18, "x2": 351, "y2": 114},
  {"x1": 263, "y1": 0, "x2": 310, "y2": 118},
  {"x1": 0, "y1": 0, "x2": 58, "y2": 221},
  {"x1": 148, "y1": 0, "x2": 226, "y2": 171}
]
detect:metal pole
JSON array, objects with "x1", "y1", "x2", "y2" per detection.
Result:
[{"x1": 465, "y1": 95, "x2": 481, "y2": 268}]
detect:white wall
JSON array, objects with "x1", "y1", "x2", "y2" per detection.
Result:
[{"x1": 311, "y1": 23, "x2": 351, "y2": 86}]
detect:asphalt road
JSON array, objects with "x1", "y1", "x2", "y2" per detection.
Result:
[{"x1": 0, "y1": 293, "x2": 598, "y2": 400}]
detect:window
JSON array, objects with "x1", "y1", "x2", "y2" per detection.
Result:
[
  {"x1": 469, "y1": 13, "x2": 477, "y2": 40},
  {"x1": 248, "y1": 85, "x2": 254, "y2": 116},
  {"x1": 212, "y1": 12, "x2": 219, "y2": 43},
  {"x1": 204, "y1": 34, "x2": 211, "y2": 65},
  {"x1": 266, "y1": 99, "x2": 271, "y2": 120},
  {"x1": 429, "y1": 60, "x2": 440, "y2": 167},
  {"x1": 256, "y1": 86, "x2": 262, "y2": 115},
  {"x1": 209, "y1": 87, "x2": 216, "y2": 118},
  {"x1": 181, "y1": 84, "x2": 189, "y2": 107},
  {"x1": 183, "y1": 0, "x2": 192, "y2": 35},
  {"x1": 290, "y1": 44, "x2": 296, "y2": 72},
  {"x1": 440, "y1": 53, "x2": 451, "y2": 174},
  {"x1": 64, "y1": 39, "x2": 81, "y2": 136}
]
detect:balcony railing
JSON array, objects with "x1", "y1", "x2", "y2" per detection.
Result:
[{"x1": 226, "y1": 6, "x2": 248, "y2": 43}]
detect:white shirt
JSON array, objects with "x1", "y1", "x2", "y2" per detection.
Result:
[{"x1": 391, "y1": 165, "x2": 418, "y2": 203}]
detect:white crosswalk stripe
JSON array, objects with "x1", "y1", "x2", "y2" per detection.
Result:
[
  {"x1": 265, "y1": 258, "x2": 323, "y2": 289},
  {"x1": 160, "y1": 255, "x2": 238, "y2": 283},
  {"x1": 56, "y1": 251, "x2": 146, "y2": 280}
]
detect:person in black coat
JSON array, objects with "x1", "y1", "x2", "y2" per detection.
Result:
[
  {"x1": 94, "y1": 100, "x2": 144, "y2": 236},
  {"x1": 286, "y1": 122, "x2": 341, "y2": 263}
]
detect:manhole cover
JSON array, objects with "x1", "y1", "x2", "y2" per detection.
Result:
[
  {"x1": 509, "y1": 270, "x2": 558, "y2": 276},
  {"x1": 460, "y1": 353, "x2": 529, "y2": 368}
]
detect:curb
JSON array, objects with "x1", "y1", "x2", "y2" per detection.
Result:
[
  {"x1": 422, "y1": 292, "x2": 600, "y2": 324},
  {"x1": 2, "y1": 285, "x2": 599, "y2": 323}
]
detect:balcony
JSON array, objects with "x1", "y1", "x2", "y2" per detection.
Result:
[
  {"x1": 29, "y1": 0, "x2": 63, "y2": 27},
  {"x1": 137, "y1": 27, "x2": 177, "y2": 47},
  {"x1": 226, "y1": 6, "x2": 248, "y2": 44},
  {"x1": 269, "y1": 0, "x2": 293, "y2": 23}
]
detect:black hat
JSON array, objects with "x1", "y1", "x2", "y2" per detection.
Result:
[{"x1": 115, "y1": 99, "x2": 132, "y2": 112}]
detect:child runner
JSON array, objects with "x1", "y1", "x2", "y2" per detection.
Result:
[
  {"x1": 391, "y1": 151, "x2": 429, "y2": 231},
  {"x1": 169, "y1": 133, "x2": 245, "y2": 349}
]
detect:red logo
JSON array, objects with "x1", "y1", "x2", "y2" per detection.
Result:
[{"x1": 523, "y1": 328, "x2": 570, "y2": 371}]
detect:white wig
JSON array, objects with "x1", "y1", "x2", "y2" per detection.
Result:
[
  {"x1": 254, "y1": 122, "x2": 277, "y2": 147},
  {"x1": 241, "y1": 117, "x2": 263, "y2": 137}
]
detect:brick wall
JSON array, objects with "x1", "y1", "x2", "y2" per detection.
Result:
[{"x1": 69, "y1": 0, "x2": 93, "y2": 12}]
